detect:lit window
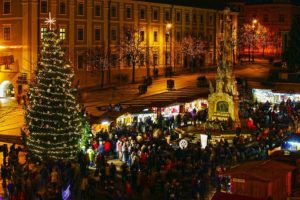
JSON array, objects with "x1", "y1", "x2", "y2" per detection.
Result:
[
  {"x1": 95, "y1": 4, "x2": 101, "y2": 17},
  {"x1": 153, "y1": 31, "x2": 158, "y2": 42},
  {"x1": 126, "y1": 6, "x2": 132, "y2": 19},
  {"x1": 59, "y1": 28, "x2": 66, "y2": 40},
  {"x1": 111, "y1": 5, "x2": 117, "y2": 18},
  {"x1": 3, "y1": 27, "x2": 10, "y2": 40},
  {"x1": 40, "y1": 27, "x2": 47, "y2": 39},
  {"x1": 41, "y1": 0, "x2": 48, "y2": 13},
  {"x1": 77, "y1": 2, "x2": 84, "y2": 16},
  {"x1": 95, "y1": 28, "x2": 101, "y2": 41},
  {"x1": 77, "y1": 27, "x2": 84, "y2": 41},
  {"x1": 140, "y1": 8, "x2": 145, "y2": 20},
  {"x1": 59, "y1": 1, "x2": 66, "y2": 14},
  {"x1": 3, "y1": 0, "x2": 11, "y2": 14}
]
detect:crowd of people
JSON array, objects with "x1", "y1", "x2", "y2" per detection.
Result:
[{"x1": 1, "y1": 94, "x2": 300, "y2": 199}]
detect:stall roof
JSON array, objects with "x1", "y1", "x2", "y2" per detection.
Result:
[
  {"x1": 224, "y1": 160, "x2": 296, "y2": 182},
  {"x1": 212, "y1": 192, "x2": 266, "y2": 200},
  {"x1": 119, "y1": 86, "x2": 209, "y2": 108}
]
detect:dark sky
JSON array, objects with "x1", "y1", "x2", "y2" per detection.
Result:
[{"x1": 244, "y1": 0, "x2": 300, "y2": 3}]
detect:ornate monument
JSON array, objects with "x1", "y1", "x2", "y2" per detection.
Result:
[{"x1": 208, "y1": 8, "x2": 241, "y2": 129}]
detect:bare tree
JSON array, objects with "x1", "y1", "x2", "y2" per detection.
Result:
[
  {"x1": 180, "y1": 34, "x2": 207, "y2": 72},
  {"x1": 119, "y1": 28, "x2": 146, "y2": 84},
  {"x1": 238, "y1": 22, "x2": 268, "y2": 61}
]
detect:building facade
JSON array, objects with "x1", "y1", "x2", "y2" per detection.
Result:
[
  {"x1": 0, "y1": 0, "x2": 237, "y2": 97},
  {"x1": 229, "y1": 0, "x2": 300, "y2": 57}
]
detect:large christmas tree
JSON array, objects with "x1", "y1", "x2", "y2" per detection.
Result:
[{"x1": 26, "y1": 15, "x2": 82, "y2": 161}]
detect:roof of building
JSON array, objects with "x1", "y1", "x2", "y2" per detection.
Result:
[
  {"x1": 135, "y1": 0, "x2": 227, "y2": 10},
  {"x1": 212, "y1": 192, "x2": 266, "y2": 200}
]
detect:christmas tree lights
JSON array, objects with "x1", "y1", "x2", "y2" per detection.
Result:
[{"x1": 25, "y1": 14, "x2": 82, "y2": 161}]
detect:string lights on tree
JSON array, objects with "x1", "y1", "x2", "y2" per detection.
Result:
[{"x1": 25, "y1": 12, "x2": 82, "y2": 161}]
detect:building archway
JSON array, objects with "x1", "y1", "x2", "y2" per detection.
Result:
[{"x1": 0, "y1": 80, "x2": 15, "y2": 98}]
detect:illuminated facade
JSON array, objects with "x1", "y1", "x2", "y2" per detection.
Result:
[{"x1": 0, "y1": 0, "x2": 237, "y2": 93}]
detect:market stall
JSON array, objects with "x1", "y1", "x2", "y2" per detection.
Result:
[
  {"x1": 184, "y1": 98, "x2": 208, "y2": 113},
  {"x1": 253, "y1": 89, "x2": 300, "y2": 104}
]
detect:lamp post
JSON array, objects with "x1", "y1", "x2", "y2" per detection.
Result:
[
  {"x1": 165, "y1": 23, "x2": 172, "y2": 76},
  {"x1": 252, "y1": 19, "x2": 257, "y2": 62}
]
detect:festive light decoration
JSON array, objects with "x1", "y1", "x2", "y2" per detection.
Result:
[{"x1": 25, "y1": 25, "x2": 82, "y2": 161}]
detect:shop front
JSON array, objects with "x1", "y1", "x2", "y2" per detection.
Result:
[{"x1": 253, "y1": 89, "x2": 300, "y2": 104}]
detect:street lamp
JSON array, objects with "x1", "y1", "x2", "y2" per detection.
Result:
[{"x1": 165, "y1": 23, "x2": 172, "y2": 76}]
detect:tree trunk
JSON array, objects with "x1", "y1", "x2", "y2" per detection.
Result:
[
  {"x1": 248, "y1": 45, "x2": 251, "y2": 62},
  {"x1": 146, "y1": 65, "x2": 150, "y2": 77},
  {"x1": 101, "y1": 66, "x2": 104, "y2": 88},
  {"x1": 132, "y1": 61, "x2": 136, "y2": 84}
]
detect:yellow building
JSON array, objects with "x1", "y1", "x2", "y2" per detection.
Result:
[{"x1": 0, "y1": 0, "x2": 238, "y2": 96}]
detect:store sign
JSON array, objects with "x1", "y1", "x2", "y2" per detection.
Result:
[
  {"x1": 232, "y1": 178, "x2": 245, "y2": 183},
  {"x1": 179, "y1": 139, "x2": 188, "y2": 149},
  {"x1": 0, "y1": 55, "x2": 14, "y2": 65}
]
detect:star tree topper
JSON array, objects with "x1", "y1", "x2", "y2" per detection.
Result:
[{"x1": 45, "y1": 12, "x2": 56, "y2": 30}]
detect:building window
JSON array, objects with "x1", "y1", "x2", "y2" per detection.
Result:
[
  {"x1": 165, "y1": 34, "x2": 169, "y2": 42},
  {"x1": 111, "y1": 28, "x2": 117, "y2": 41},
  {"x1": 77, "y1": 1, "x2": 84, "y2": 16},
  {"x1": 153, "y1": 31, "x2": 158, "y2": 42},
  {"x1": 165, "y1": 10, "x2": 170, "y2": 21},
  {"x1": 77, "y1": 27, "x2": 84, "y2": 41},
  {"x1": 77, "y1": 54, "x2": 84, "y2": 70},
  {"x1": 193, "y1": 13, "x2": 197, "y2": 23},
  {"x1": 279, "y1": 14, "x2": 285, "y2": 23},
  {"x1": 59, "y1": 1, "x2": 66, "y2": 14},
  {"x1": 176, "y1": 53, "x2": 181, "y2": 64},
  {"x1": 209, "y1": 15, "x2": 213, "y2": 25},
  {"x1": 59, "y1": 28, "x2": 66, "y2": 40},
  {"x1": 95, "y1": 28, "x2": 101, "y2": 41},
  {"x1": 200, "y1": 15, "x2": 203, "y2": 23},
  {"x1": 95, "y1": 4, "x2": 101, "y2": 17},
  {"x1": 40, "y1": 0, "x2": 48, "y2": 13},
  {"x1": 263, "y1": 14, "x2": 268, "y2": 22},
  {"x1": 40, "y1": 27, "x2": 47, "y2": 39},
  {"x1": 185, "y1": 13, "x2": 190, "y2": 23},
  {"x1": 3, "y1": 0, "x2": 11, "y2": 14},
  {"x1": 126, "y1": 6, "x2": 132, "y2": 19},
  {"x1": 140, "y1": 8, "x2": 145, "y2": 20},
  {"x1": 140, "y1": 54, "x2": 144, "y2": 66},
  {"x1": 176, "y1": 31, "x2": 181, "y2": 41},
  {"x1": 111, "y1": 54, "x2": 118, "y2": 67},
  {"x1": 111, "y1": 5, "x2": 117, "y2": 18},
  {"x1": 209, "y1": 34, "x2": 213, "y2": 42},
  {"x1": 153, "y1": 54, "x2": 158, "y2": 65},
  {"x1": 3, "y1": 27, "x2": 10, "y2": 40},
  {"x1": 140, "y1": 31, "x2": 145, "y2": 42},
  {"x1": 176, "y1": 12, "x2": 181, "y2": 23},
  {"x1": 153, "y1": 8, "x2": 158, "y2": 21}
]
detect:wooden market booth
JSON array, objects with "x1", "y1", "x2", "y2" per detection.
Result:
[{"x1": 223, "y1": 160, "x2": 296, "y2": 200}]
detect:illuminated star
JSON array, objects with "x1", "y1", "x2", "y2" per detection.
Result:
[{"x1": 45, "y1": 12, "x2": 56, "y2": 30}]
